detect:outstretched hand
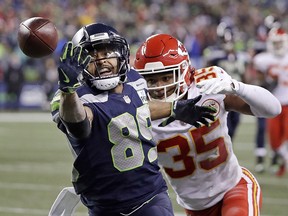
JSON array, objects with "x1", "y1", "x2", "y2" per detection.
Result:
[
  {"x1": 196, "y1": 77, "x2": 239, "y2": 95},
  {"x1": 194, "y1": 66, "x2": 239, "y2": 95},
  {"x1": 58, "y1": 42, "x2": 91, "y2": 93},
  {"x1": 159, "y1": 95, "x2": 216, "y2": 127}
]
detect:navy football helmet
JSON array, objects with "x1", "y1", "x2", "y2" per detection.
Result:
[{"x1": 72, "y1": 23, "x2": 130, "y2": 90}]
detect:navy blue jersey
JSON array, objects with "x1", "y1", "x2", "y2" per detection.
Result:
[{"x1": 51, "y1": 69, "x2": 167, "y2": 210}]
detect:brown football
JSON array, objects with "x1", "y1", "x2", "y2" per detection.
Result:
[{"x1": 18, "y1": 17, "x2": 58, "y2": 58}]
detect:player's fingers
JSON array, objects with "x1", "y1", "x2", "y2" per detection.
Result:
[
  {"x1": 201, "y1": 112, "x2": 215, "y2": 121},
  {"x1": 210, "y1": 84, "x2": 223, "y2": 94},
  {"x1": 195, "y1": 80, "x2": 206, "y2": 88},
  {"x1": 192, "y1": 122, "x2": 201, "y2": 128},
  {"x1": 193, "y1": 95, "x2": 202, "y2": 103},
  {"x1": 201, "y1": 106, "x2": 217, "y2": 113},
  {"x1": 60, "y1": 42, "x2": 69, "y2": 61},
  {"x1": 197, "y1": 117, "x2": 210, "y2": 127},
  {"x1": 82, "y1": 55, "x2": 92, "y2": 69},
  {"x1": 187, "y1": 95, "x2": 202, "y2": 105},
  {"x1": 66, "y1": 42, "x2": 73, "y2": 59},
  {"x1": 158, "y1": 116, "x2": 175, "y2": 127},
  {"x1": 198, "y1": 83, "x2": 211, "y2": 94},
  {"x1": 198, "y1": 79, "x2": 218, "y2": 94},
  {"x1": 196, "y1": 79, "x2": 214, "y2": 88},
  {"x1": 205, "y1": 85, "x2": 218, "y2": 94},
  {"x1": 203, "y1": 82, "x2": 217, "y2": 94},
  {"x1": 73, "y1": 46, "x2": 82, "y2": 64}
]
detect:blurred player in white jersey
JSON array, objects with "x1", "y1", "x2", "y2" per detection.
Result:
[
  {"x1": 253, "y1": 27, "x2": 288, "y2": 176},
  {"x1": 245, "y1": 42, "x2": 267, "y2": 174},
  {"x1": 247, "y1": 15, "x2": 281, "y2": 174},
  {"x1": 134, "y1": 34, "x2": 281, "y2": 216}
]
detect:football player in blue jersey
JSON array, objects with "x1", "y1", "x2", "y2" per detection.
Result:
[{"x1": 50, "y1": 23, "x2": 216, "y2": 216}]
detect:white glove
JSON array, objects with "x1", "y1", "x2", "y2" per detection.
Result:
[
  {"x1": 195, "y1": 66, "x2": 281, "y2": 118},
  {"x1": 196, "y1": 77, "x2": 240, "y2": 95},
  {"x1": 48, "y1": 187, "x2": 80, "y2": 216}
]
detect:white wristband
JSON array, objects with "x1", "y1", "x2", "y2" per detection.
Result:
[{"x1": 231, "y1": 79, "x2": 240, "y2": 93}]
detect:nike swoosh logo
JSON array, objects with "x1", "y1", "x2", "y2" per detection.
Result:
[
  {"x1": 61, "y1": 70, "x2": 70, "y2": 83},
  {"x1": 136, "y1": 81, "x2": 146, "y2": 87}
]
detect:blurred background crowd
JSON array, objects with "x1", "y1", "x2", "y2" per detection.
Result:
[{"x1": 0, "y1": 0, "x2": 287, "y2": 110}]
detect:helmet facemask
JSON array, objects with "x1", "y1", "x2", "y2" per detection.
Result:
[
  {"x1": 134, "y1": 33, "x2": 194, "y2": 102},
  {"x1": 72, "y1": 23, "x2": 130, "y2": 91},
  {"x1": 138, "y1": 60, "x2": 190, "y2": 102},
  {"x1": 82, "y1": 42, "x2": 128, "y2": 90}
]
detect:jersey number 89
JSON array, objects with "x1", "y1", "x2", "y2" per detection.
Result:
[{"x1": 108, "y1": 105, "x2": 154, "y2": 172}]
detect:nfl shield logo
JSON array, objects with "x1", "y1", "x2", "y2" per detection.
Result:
[
  {"x1": 123, "y1": 95, "x2": 131, "y2": 104},
  {"x1": 137, "y1": 90, "x2": 148, "y2": 104}
]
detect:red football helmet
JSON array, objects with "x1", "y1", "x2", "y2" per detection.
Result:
[
  {"x1": 134, "y1": 34, "x2": 194, "y2": 102},
  {"x1": 267, "y1": 27, "x2": 288, "y2": 56}
]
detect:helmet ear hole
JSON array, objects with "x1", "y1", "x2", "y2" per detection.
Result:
[{"x1": 71, "y1": 23, "x2": 130, "y2": 90}]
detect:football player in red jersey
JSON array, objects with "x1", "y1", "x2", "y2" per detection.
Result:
[
  {"x1": 133, "y1": 34, "x2": 281, "y2": 216},
  {"x1": 253, "y1": 27, "x2": 288, "y2": 176}
]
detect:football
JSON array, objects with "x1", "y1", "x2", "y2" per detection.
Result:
[{"x1": 17, "y1": 17, "x2": 58, "y2": 58}]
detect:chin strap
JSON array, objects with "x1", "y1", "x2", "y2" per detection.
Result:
[{"x1": 92, "y1": 76, "x2": 120, "y2": 90}]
